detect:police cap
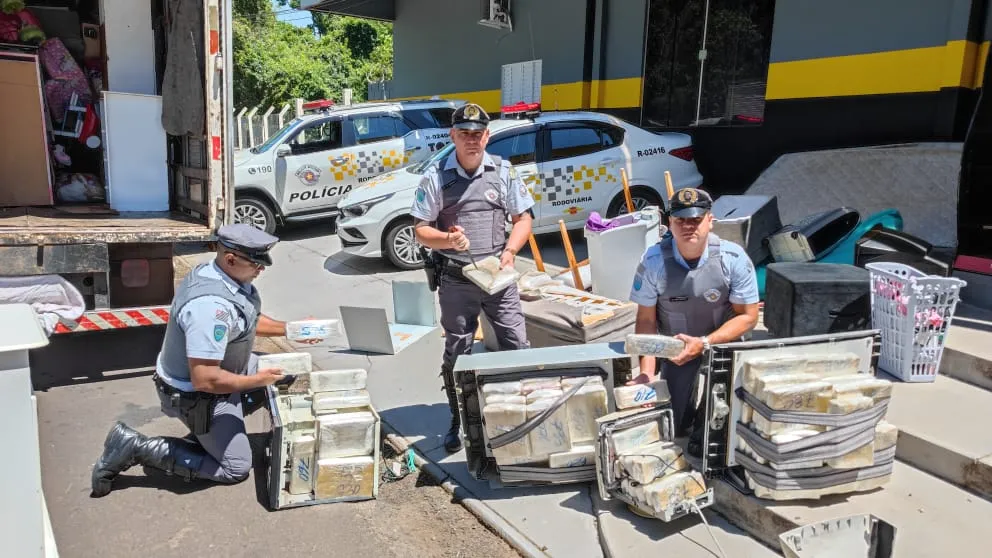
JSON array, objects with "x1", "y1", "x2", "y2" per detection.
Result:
[
  {"x1": 451, "y1": 103, "x2": 490, "y2": 130},
  {"x1": 669, "y1": 187, "x2": 713, "y2": 218},
  {"x1": 215, "y1": 223, "x2": 278, "y2": 266}
]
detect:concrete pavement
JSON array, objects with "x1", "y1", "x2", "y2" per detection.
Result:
[{"x1": 250, "y1": 225, "x2": 778, "y2": 558}]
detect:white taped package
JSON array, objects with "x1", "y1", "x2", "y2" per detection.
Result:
[
  {"x1": 527, "y1": 397, "x2": 572, "y2": 460},
  {"x1": 623, "y1": 334, "x2": 685, "y2": 358},
  {"x1": 826, "y1": 441, "x2": 875, "y2": 469},
  {"x1": 611, "y1": 421, "x2": 662, "y2": 455},
  {"x1": 313, "y1": 390, "x2": 371, "y2": 413},
  {"x1": 619, "y1": 441, "x2": 688, "y2": 484},
  {"x1": 317, "y1": 412, "x2": 376, "y2": 458},
  {"x1": 310, "y1": 369, "x2": 367, "y2": 393},
  {"x1": 753, "y1": 373, "x2": 818, "y2": 399},
  {"x1": 875, "y1": 421, "x2": 898, "y2": 450},
  {"x1": 751, "y1": 413, "x2": 825, "y2": 438},
  {"x1": 483, "y1": 394, "x2": 527, "y2": 405},
  {"x1": 286, "y1": 319, "x2": 341, "y2": 341},
  {"x1": 621, "y1": 470, "x2": 707, "y2": 514},
  {"x1": 314, "y1": 456, "x2": 375, "y2": 499},
  {"x1": 521, "y1": 377, "x2": 561, "y2": 394},
  {"x1": 614, "y1": 381, "x2": 667, "y2": 409},
  {"x1": 549, "y1": 445, "x2": 596, "y2": 468},
  {"x1": 562, "y1": 376, "x2": 604, "y2": 390},
  {"x1": 566, "y1": 384, "x2": 609, "y2": 444},
  {"x1": 760, "y1": 380, "x2": 832, "y2": 411},
  {"x1": 526, "y1": 388, "x2": 564, "y2": 403},
  {"x1": 742, "y1": 355, "x2": 809, "y2": 392},
  {"x1": 747, "y1": 472, "x2": 890, "y2": 501},
  {"x1": 288, "y1": 433, "x2": 316, "y2": 494},
  {"x1": 482, "y1": 381, "x2": 523, "y2": 395},
  {"x1": 483, "y1": 403, "x2": 532, "y2": 464},
  {"x1": 827, "y1": 394, "x2": 874, "y2": 414},
  {"x1": 824, "y1": 376, "x2": 893, "y2": 401},
  {"x1": 805, "y1": 353, "x2": 861, "y2": 378},
  {"x1": 258, "y1": 352, "x2": 312, "y2": 375},
  {"x1": 462, "y1": 256, "x2": 521, "y2": 295}
]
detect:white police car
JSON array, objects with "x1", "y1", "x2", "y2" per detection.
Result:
[
  {"x1": 336, "y1": 105, "x2": 704, "y2": 270},
  {"x1": 232, "y1": 99, "x2": 464, "y2": 234}
]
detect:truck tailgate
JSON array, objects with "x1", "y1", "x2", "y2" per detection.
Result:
[{"x1": 0, "y1": 207, "x2": 211, "y2": 245}]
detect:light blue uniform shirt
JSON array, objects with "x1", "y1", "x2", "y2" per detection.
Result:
[
  {"x1": 629, "y1": 236, "x2": 760, "y2": 307},
  {"x1": 156, "y1": 261, "x2": 254, "y2": 390},
  {"x1": 410, "y1": 151, "x2": 536, "y2": 222}
]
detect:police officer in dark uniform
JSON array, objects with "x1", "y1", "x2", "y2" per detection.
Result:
[
  {"x1": 411, "y1": 103, "x2": 536, "y2": 453},
  {"x1": 90, "y1": 224, "x2": 324, "y2": 497},
  {"x1": 628, "y1": 188, "x2": 759, "y2": 456}
]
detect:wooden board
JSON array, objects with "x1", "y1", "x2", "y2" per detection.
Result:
[{"x1": 0, "y1": 208, "x2": 210, "y2": 245}]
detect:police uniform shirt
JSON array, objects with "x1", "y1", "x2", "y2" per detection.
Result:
[
  {"x1": 629, "y1": 237, "x2": 760, "y2": 307},
  {"x1": 156, "y1": 261, "x2": 253, "y2": 390},
  {"x1": 410, "y1": 151, "x2": 536, "y2": 224}
]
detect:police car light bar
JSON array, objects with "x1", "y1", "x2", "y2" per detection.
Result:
[
  {"x1": 501, "y1": 101, "x2": 541, "y2": 119},
  {"x1": 303, "y1": 99, "x2": 335, "y2": 112}
]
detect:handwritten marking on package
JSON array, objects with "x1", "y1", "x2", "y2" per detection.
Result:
[
  {"x1": 297, "y1": 458, "x2": 312, "y2": 482},
  {"x1": 634, "y1": 387, "x2": 657, "y2": 402}
]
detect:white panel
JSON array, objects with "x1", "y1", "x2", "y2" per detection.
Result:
[
  {"x1": 0, "y1": 304, "x2": 50, "y2": 558},
  {"x1": 101, "y1": 0, "x2": 157, "y2": 95},
  {"x1": 102, "y1": 92, "x2": 170, "y2": 211},
  {"x1": 501, "y1": 59, "x2": 542, "y2": 108}
]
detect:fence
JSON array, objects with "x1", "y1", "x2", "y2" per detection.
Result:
[
  {"x1": 233, "y1": 99, "x2": 303, "y2": 152},
  {"x1": 232, "y1": 90, "x2": 359, "y2": 151}
]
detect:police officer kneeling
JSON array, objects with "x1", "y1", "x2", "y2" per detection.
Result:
[
  {"x1": 411, "y1": 103, "x2": 536, "y2": 453},
  {"x1": 628, "y1": 188, "x2": 759, "y2": 457},
  {"x1": 91, "y1": 224, "x2": 324, "y2": 497}
]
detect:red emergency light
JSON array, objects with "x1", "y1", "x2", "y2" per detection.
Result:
[
  {"x1": 501, "y1": 101, "x2": 541, "y2": 119},
  {"x1": 303, "y1": 99, "x2": 335, "y2": 111}
]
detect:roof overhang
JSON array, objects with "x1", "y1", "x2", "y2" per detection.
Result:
[{"x1": 300, "y1": 0, "x2": 394, "y2": 22}]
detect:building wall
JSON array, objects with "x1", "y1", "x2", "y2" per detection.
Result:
[
  {"x1": 385, "y1": 0, "x2": 991, "y2": 192},
  {"x1": 390, "y1": 0, "x2": 647, "y2": 114},
  {"x1": 684, "y1": 0, "x2": 992, "y2": 192}
]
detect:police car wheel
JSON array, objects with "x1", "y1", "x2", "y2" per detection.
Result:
[
  {"x1": 234, "y1": 196, "x2": 277, "y2": 235},
  {"x1": 606, "y1": 188, "x2": 661, "y2": 217},
  {"x1": 384, "y1": 220, "x2": 424, "y2": 270}
]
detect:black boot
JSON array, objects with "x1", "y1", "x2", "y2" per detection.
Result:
[
  {"x1": 440, "y1": 369, "x2": 463, "y2": 453},
  {"x1": 91, "y1": 422, "x2": 206, "y2": 497}
]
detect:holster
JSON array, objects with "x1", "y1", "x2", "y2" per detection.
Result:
[
  {"x1": 154, "y1": 375, "x2": 220, "y2": 436},
  {"x1": 422, "y1": 248, "x2": 443, "y2": 292}
]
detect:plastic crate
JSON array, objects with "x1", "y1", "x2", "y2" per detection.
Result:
[{"x1": 866, "y1": 262, "x2": 967, "y2": 382}]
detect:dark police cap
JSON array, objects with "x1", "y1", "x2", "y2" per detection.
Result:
[
  {"x1": 669, "y1": 188, "x2": 713, "y2": 218},
  {"x1": 215, "y1": 223, "x2": 278, "y2": 266},
  {"x1": 451, "y1": 103, "x2": 490, "y2": 130}
]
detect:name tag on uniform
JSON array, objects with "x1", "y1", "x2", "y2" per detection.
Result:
[{"x1": 668, "y1": 296, "x2": 689, "y2": 302}]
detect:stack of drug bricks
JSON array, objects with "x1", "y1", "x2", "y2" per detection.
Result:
[
  {"x1": 259, "y1": 351, "x2": 378, "y2": 501},
  {"x1": 481, "y1": 374, "x2": 609, "y2": 468},
  {"x1": 606, "y1": 381, "x2": 707, "y2": 517},
  {"x1": 735, "y1": 352, "x2": 897, "y2": 501}
]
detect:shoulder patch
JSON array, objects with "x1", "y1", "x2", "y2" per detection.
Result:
[
  {"x1": 213, "y1": 323, "x2": 228, "y2": 342},
  {"x1": 415, "y1": 187, "x2": 426, "y2": 203}
]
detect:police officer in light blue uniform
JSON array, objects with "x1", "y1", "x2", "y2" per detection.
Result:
[
  {"x1": 629, "y1": 188, "x2": 760, "y2": 457},
  {"x1": 412, "y1": 102, "x2": 536, "y2": 453},
  {"x1": 91, "y1": 224, "x2": 323, "y2": 497}
]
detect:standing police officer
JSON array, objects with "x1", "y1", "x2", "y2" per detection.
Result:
[
  {"x1": 91, "y1": 224, "x2": 323, "y2": 497},
  {"x1": 628, "y1": 188, "x2": 759, "y2": 456},
  {"x1": 411, "y1": 103, "x2": 535, "y2": 453}
]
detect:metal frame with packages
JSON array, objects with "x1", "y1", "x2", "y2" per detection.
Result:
[{"x1": 698, "y1": 329, "x2": 884, "y2": 495}]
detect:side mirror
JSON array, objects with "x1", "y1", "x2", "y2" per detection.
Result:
[{"x1": 276, "y1": 144, "x2": 292, "y2": 158}]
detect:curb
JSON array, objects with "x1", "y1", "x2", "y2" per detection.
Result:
[{"x1": 380, "y1": 426, "x2": 551, "y2": 558}]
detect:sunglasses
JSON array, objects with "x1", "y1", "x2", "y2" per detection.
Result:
[{"x1": 227, "y1": 251, "x2": 264, "y2": 268}]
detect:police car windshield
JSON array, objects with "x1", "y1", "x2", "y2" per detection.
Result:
[
  {"x1": 251, "y1": 118, "x2": 303, "y2": 153},
  {"x1": 408, "y1": 143, "x2": 455, "y2": 175}
]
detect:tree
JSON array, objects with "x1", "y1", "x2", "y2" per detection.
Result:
[{"x1": 232, "y1": 0, "x2": 394, "y2": 109}]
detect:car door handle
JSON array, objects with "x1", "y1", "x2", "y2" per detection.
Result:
[
  {"x1": 331, "y1": 157, "x2": 347, "y2": 165},
  {"x1": 600, "y1": 157, "x2": 619, "y2": 164}
]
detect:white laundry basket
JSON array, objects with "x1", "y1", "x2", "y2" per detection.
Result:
[
  {"x1": 866, "y1": 262, "x2": 967, "y2": 382},
  {"x1": 583, "y1": 207, "x2": 663, "y2": 302}
]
